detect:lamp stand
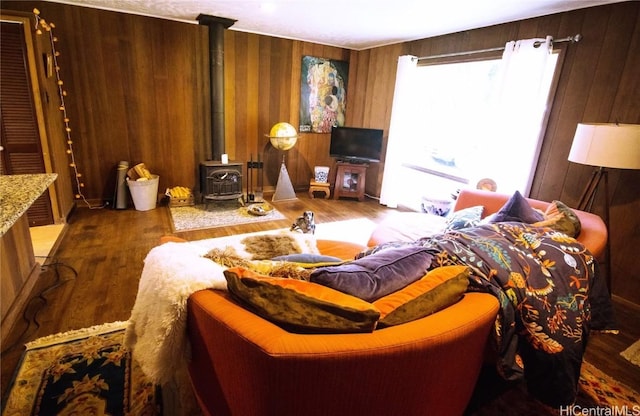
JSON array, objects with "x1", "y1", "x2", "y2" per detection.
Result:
[
  {"x1": 272, "y1": 155, "x2": 297, "y2": 202},
  {"x1": 578, "y1": 166, "x2": 606, "y2": 212},
  {"x1": 577, "y1": 166, "x2": 611, "y2": 294}
]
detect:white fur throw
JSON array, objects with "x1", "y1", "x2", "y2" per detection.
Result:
[
  {"x1": 123, "y1": 230, "x2": 318, "y2": 415},
  {"x1": 125, "y1": 230, "x2": 318, "y2": 386},
  {"x1": 124, "y1": 241, "x2": 226, "y2": 385}
]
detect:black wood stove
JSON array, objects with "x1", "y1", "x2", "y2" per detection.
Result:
[{"x1": 200, "y1": 161, "x2": 243, "y2": 204}]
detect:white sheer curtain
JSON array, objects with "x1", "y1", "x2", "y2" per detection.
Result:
[
  {"x1": 380, "y1": 38, "x2": 555, "y2": 207},
  {"x1": 482, "y1": 36, "x2": 554, "y2": 195},
  {"x1": 379, "y1": 55, "x2": 417, "y2": 207}
]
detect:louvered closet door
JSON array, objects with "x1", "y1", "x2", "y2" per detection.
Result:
[{"x1": 1, "y1": 20, "x2": 53, "y2": 226}]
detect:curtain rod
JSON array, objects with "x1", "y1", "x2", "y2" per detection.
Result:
[{"x1": 416, "y1": 34, "x2": 582, "y2": 62}]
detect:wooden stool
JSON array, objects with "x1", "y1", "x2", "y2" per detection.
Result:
[{"x1": 309, "y1": 181, "x2": 330, "y2": 199}]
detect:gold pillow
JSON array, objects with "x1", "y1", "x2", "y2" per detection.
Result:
[
  {"x1": 373, "y1": 265, "x2": 469, "y2": 327},
  {"x1": 532, "y1": 200, "x2": 581, "y2": 238},
  {"x1": 224, "y1": 267, "x2": 380, "y2": 333}
]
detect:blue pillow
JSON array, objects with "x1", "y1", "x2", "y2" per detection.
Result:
[
  {"x1": 310, "y1": 245, "x2": 434, "y2": 302},
  {"x1": 489, "y1": 191, "x2": 544, "y2": 224},
  {"x1": 271, "y1": 253, "x2": 343, "y2": 264},
  {"x1": 444, "y1": 205, "x2": 484, "y2": 231}
]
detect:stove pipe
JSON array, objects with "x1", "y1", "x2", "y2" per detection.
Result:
[{"x1": 197, "y1": 14, "x2": 236, "y2": 161}]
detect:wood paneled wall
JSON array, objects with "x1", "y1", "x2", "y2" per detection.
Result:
[
  {"x1": 2, "y1": 2, "x2": 211, "y2": 202},
  {"x1": 3, "y1": 1, "x2": 638, "y2": 303},
  {"x1": 222, "y1": 33, "x2": 351, "y2": 192}
]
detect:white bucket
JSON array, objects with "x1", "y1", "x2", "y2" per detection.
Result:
[{"x1": 127, "y1": 175, "x2": 159, "y2": 211}]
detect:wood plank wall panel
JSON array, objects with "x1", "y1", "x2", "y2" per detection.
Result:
[
  {"x1": 532, "y1": 3, "x2": 640, "y2": 303},
  {"x1": 2, "y1": 2, "x2": 638, "y2": 303},
  {"x1": 601, "y1": 5, "x2": 640, "y2": 302},
  {"x1": 291, "y1": 42, "x2": 350, "y2": 189},
  {"x1": 3, "y1": 1, "x2": 209, "y2": 200},
  {"x1": 351, "y1": 45, "x2": 406, "y2": 196},
  {"x1": 223, "y1": 32, "x2": 351, "y2": 191}
]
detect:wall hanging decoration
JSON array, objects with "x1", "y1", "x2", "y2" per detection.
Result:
[{"x1": 299, "y1": 56, "x2": 349, "y2": 133}]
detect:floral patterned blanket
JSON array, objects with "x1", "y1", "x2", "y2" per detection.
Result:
[{"x1": 361, "y1": 221, "x2": 616, "y2": 406}]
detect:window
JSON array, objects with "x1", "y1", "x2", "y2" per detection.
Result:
[
  {"x1": 383, "y1": 47, "x2": 562, "y2": 211},
  {"x1": 404, "y1": 58, "x2": 503, "y2": 181}
]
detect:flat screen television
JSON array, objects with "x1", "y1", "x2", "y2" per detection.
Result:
[{"x1": 329, "y1": 127, "x2": 383, "y2": 163}]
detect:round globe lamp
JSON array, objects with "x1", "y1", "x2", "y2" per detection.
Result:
[
  {"x1": 267, "y1": 122, "x2": 298, "y2": 201},
  {"x1": 269, "y1": 122, "x2": 298, "y2": 150}
]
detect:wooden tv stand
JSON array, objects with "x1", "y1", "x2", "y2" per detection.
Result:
[{"x1": 333, "y1": 162, "x2": 368, "y2": 201}]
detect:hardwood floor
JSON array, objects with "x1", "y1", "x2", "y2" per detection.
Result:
[
  {"x1": 2, "y1": 193, "x2": 639, "y2": 403},
  {"x1": 584, "y1": 295, "x2": 640, "y2": 393}
]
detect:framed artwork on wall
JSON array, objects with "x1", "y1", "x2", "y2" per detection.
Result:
[{"x1": 299, "y1": 56, "x2": 349, "y2": 133}]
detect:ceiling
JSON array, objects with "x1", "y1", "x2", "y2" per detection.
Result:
[{"x1": 46, "y1": 0, "x2": 625, "y2": 50}]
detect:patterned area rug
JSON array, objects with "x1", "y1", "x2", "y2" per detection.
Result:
[
  {"x1": 2, "y1": 321, "x2": 161, "y2": 415},
  {"x1": 621, "y1": 339, "x2": 640, "y2": 367},
  {"x1": 577, "y1": 361, "x2": 640, "y2": 409},
  {"x1": 467, "y1": 360, "x2": 640, "y2": 415},
  {"x1": 170, "y1": 200, "x2": 286, "y2": 232}
]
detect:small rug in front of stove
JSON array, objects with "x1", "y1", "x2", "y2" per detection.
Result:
[{"x1": 169, "y1": 200, "x2": 286, "y2": 232}]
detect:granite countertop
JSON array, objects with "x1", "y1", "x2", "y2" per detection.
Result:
[{"x1": 0, "y1": 173, "x2": 58, "y2": 236}]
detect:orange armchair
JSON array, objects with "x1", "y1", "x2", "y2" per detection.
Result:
[
  {"x1": 187, "y1": 288, "x2": 498, "y2": 416},
  {"x1": 186, "y1": 239, "x2": 499, "y2": 416}
]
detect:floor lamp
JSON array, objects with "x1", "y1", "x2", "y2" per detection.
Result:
[
  {"x1": 268, "y1": 122, "x2": 299, "y2": 202},
  {"x1": 568, "y1": 123, "x2": 640, "y2": 293}
]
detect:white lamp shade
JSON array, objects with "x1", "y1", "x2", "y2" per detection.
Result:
[{"x1": 568, "y1": 123, "x2": 640, "y2": 169}]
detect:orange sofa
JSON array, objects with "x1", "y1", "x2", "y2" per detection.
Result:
[
  {"x1": 185, "y1": 190, "x2": 608, "y2": 415},
  {"x1": 369, "y1": 188, "x2": 608, "y2": 261},
  {"x1": 187, "y1": 239, "x2": 500, "y2": 416}
]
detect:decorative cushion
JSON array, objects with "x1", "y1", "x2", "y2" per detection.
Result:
[
  {"x1": 532, "y1": 200, "x2": 582, "y2": 238},
  {"x1": 224, "y1": 267, "x2": 380, "y2": 333},
  {"x1": 240, "y1": 233, "x2": 318, "y2": 260},
  {"x1": 243, "y1": 260, "x2": 313, "y2": 280},
  {"x1": 271, "y1": 253, "x2": 344, "y2": 268},
  {"x1": 373, "y1": 266, "x2": 470, "y2": 327},
  {"x1": 489, "y1": 191, "x2": 544, "y2": 224},
  {"x1": 195, "y1": 230, "x2": 319, "y2": 261},
  {"x1": 445, "y1": 206, "x2": 484, "y2": 231},
  {"x1": 310, "y1": 245, "x2": 434, "y2": 302}
]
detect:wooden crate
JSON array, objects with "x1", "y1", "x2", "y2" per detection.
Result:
[
  {"x1": 166, "y1": 187, "x2": 195, "y2": 207},
  {"x1": 168, "y1": 194, "x2": 194, "y2": 207}
]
